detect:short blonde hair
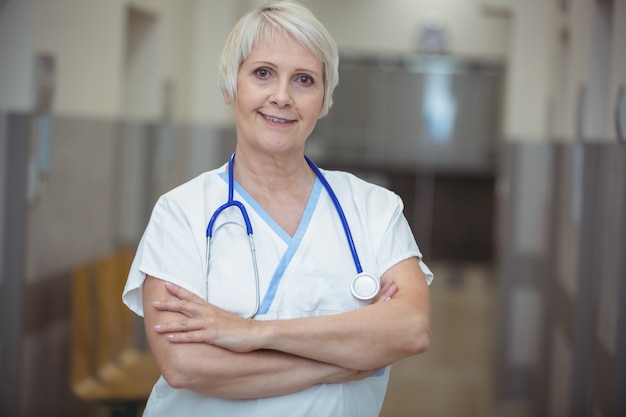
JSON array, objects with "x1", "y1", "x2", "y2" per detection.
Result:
[{"x1": 218, "y1": 1, "x2": 339, "y2": 117}]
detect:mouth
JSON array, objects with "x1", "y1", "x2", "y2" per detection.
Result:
[{"x1": 260, "y1": 112, "x2": 296, "y2": 126}]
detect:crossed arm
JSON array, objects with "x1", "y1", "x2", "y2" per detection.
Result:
[{"x1": 142, "y1": 256, "x2": 430, "y2": 399}]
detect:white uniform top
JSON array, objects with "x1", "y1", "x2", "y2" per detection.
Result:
[{"x1": 123, "y1": 164, "x2": 434, "y2": 417}]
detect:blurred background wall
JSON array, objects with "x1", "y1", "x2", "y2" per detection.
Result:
[{"x1": 1, "y1": 0, "x2": 625, "y2": 416}]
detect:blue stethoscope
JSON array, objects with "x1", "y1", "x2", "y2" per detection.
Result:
[{"x1": 205, "y1": 153, "x2": 380, "y2": 318}]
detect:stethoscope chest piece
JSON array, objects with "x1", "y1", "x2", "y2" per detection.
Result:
[{"x1": 351, "y1": 272, "x2": 381, "y2": 301}]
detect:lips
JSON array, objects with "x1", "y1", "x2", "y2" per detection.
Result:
[{"x1": 260, "y1": 112, "x2": 296, "y2": 125}]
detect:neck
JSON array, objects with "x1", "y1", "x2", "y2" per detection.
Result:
[{"x1": 230, "y1": 149, "x2": 316, "y2": 197}]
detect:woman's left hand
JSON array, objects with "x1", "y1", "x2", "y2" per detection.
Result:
[
  {"x1": 152, "y1": 282, "x2": 258, "y2": 352},
  {"x1": 373, "y1": 280, "x2": 398, "y2": 303}
]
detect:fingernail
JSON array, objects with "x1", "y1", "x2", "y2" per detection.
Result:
[
  {"x1": 153, "y1": 324, "x2": 161, "y2": 330},
  {"x1": 152, "y1": 301, "x2": 161, "y2": 306},
  {"x1": 384, "y1": 296, "x2": 391, "y2": 302}
]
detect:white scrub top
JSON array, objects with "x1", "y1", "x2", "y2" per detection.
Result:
[{"x1": 123, "y1": 164, "x2": 433, "y2": 417}]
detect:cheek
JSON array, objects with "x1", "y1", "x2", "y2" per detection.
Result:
[
  {"x1": 313, "y1": 97, "x2": 325, "y2": 119},
  {"x1": 315, "y1": 90, "x2": 326, "y2": 115},
  {"x1": 232, "y1": 89, "x2": 258, "y2": 117},
  {"x1": 238, "y1": 84, "x2": 267, "y2": 109},
  {"x1": 303, "y1": 90, "x2": 325, "y2": 119}
]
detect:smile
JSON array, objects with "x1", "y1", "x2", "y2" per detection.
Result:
[{"x1": 260, "y1": 113, "x2": 295, "y2": 125}]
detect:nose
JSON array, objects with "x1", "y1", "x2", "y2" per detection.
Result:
[{"x1": 269, "y1": 79, "x2": 293, "y2": 107}]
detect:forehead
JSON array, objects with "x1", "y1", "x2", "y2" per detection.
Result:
[{"x1": 244, "y1": 32, "x2": 323, "y2": 72}]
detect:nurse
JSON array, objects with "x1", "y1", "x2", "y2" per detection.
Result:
[{"x1": 122, "y1": 1, "x2": 433, "y2": 416}]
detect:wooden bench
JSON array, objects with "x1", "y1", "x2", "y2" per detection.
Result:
[{"x1": 71, "y1": 248, "x2": 161, "y2": 417}]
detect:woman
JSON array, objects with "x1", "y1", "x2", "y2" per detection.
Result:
[{"x1": 123, "y1": 1, "x2": 433, "y2": 416}]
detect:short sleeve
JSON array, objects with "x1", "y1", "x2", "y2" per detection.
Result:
[
  {"x1": 122, "y1": 195, "x2": 206, "y2": 316},
  {"x1": 376, "y1": 194, "x2": 434, "y2": 286}
]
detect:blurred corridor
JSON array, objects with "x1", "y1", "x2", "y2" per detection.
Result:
[
  {"x1": 2, "y1": 1, "x2": 626, "y2": 416},
  {"x1": 380, "y1": 262, "x2": 515, "y2": 417}
]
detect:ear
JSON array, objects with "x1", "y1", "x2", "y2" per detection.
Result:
[{"x1": 222, "y1": 91, "x2": 232, "y2": 105}]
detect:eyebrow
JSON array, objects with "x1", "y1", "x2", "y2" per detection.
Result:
[{"x1": 248, "y1": 60, "x2": 322, "y2": 77}]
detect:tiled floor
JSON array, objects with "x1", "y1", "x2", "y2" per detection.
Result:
[{"x1": 379, "y1": 262, "x2": 533, "y2": 417}]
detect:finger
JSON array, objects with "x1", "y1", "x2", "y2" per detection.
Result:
[
  {"x1": 165, "y1": 330, "x2": 213, "y2": 344},
  {"x1": 164, "y1": 282, "x2": 204, "y2": 303},
  {"x1": 373, "y1": 281, "x2": 397, "y2": 303},
  {"x1": 152, "y1": 299, "x2": 203, "y2": 318},
  {"x1": 153, "y1": 319, "x2": 204, "y2": 334}
]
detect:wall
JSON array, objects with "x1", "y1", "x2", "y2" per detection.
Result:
[
  {"x1": 20, "y1": 0, "x2": 248, "y2": 279},
  {"x1": 503, "y1": 1, "x2": 554, "y2": 142},
  {"x1": 32, "y1": 0, "x2": 122, "y2": 119},
  {"x1": 189, "y1": 0, "x2": 238, "y2": 126},
  {"x1": 22, "y1": 0, "x2": 511, "y2": 123},
  {"x1": 0, "y1": 0, "x2": 33, "y2": 112},
  {"x1": 301, "y1": 0, "x2": 509, "y2": 58},
  {"x1": 30, "y1": 0, "x2": 199, "y2": 122},
  {"x1": 609, "y1": 0, "x2": 626, "y2": 143},
  {"x1": 493, "y1": 2, "x2": 626, "y2": 415}
]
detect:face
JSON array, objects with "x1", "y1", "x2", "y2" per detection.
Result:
[{"x1": 225, "y1": 32, "x2": 325, "y2": 157}]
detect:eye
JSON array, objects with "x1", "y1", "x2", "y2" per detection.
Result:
[
  {"x1": 296, "y1": 75, "x2": 314, "y2": 85},
  {"x1": 255, "y1": 68, "x2": 271, "y2": 79}
]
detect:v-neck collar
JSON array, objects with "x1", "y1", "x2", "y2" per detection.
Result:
[
  {"x1": 217, "y1": 172, "x2": 324, "y2": 315},
  {"x1": 217, "y1": 172, "x2": 323, "y2": 244}
]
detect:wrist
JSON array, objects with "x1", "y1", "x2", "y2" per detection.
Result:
[
  {"x1": 317, "y1": 363, "x2": 357, "y2": 385},
  {"x1": 251, "y1": 318, "x2": 273, "y2": 351}
]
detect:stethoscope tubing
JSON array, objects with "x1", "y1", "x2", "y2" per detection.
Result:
[
  {"x1": 304, "y1": 156, "x2": 364, "y2": 275},
  {"x1": 206, "y1": 153, "x2": 253, "y2": 238},
  {"x1": 205, "y1": 152, "x2": 377, "y2": 318},
  {"x1": 205, "y1": 153, "x2": 260, "y2": 318}
]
